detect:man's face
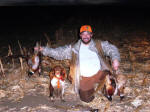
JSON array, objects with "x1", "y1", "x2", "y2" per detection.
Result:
[{"x1": 80, "y1": 31, "x2": 93, "y2": 44}]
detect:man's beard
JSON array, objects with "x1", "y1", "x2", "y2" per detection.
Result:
[{"x1": 81, "y1": 38, "x2": 91, "y2": 44}]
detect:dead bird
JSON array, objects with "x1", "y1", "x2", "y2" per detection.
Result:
[
  {"x1": 103, "y1": 71, "x2": 116, "y2": 101},
  {"x1": 6, "y1": 42, "x2": 42, "y2": 77},
  {"x1": 49, "y1": 65, "x2": 66, "y2": 101},
  {"x1": 102, "y1": 71, "x2": 127, "y2": 101},
  {"x1": 114, "y1": 74, "x2": 127, "y2": 100},
  {"x1": 28, "y1": 42, "x2": 42, "y2": 77}
]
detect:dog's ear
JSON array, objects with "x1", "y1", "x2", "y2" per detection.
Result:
[
  {"x1": 61, "y1": 68, "x2": 66, "y2": 78},
  {"x1": 49, "y1": 68, "x2": 55, "y2": 79}
]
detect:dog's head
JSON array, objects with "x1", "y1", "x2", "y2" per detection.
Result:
[{"x1": 50, "y1": 65, "x2": 66, "y2": 79}]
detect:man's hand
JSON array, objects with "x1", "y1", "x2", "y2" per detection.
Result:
[
  {"x1": 112, "y1": 59, "x2": 120, "y2": 71},
  {"x1": 34, "y1": 46, "x2": 44, "y2": 52}
]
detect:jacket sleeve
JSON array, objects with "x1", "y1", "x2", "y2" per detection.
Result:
[
  {"x1": 101, "y1": 41, "x2": 120, "y2": 61},
  {"x1": 41, "y1": 45, "x2": 72, "y2": 60}
]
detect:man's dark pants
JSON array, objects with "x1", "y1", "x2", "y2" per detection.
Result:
[{"x1": 79, "y1": 70, "x2": 107, "y2": 103}]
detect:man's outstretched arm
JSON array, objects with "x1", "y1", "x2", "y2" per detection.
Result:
[
  {"x1": 35, "y1": 45, "x2": 72, "y2": 60},
  {"x1": 101, "y1": 41, "x2": 120, "y2": 70}
]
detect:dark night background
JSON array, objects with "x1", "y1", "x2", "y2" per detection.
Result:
[{"x1": 0, "y1": 0, "x2": 150, "y2": 56}]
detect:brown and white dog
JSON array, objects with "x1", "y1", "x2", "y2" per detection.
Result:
[
  {"x1": 49, "y1": 65, "x2": 66, "y2": 101},
  {"x1": 103, "y1": 71, "x2": 127, "y2": 101}
]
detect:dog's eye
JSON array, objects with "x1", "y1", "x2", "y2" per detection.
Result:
[{"x1": 56, "y1": 71, "x2": 60, "y2": 74}]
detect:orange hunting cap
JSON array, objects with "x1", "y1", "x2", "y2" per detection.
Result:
[{"x1": 80, "y1": 25, "x2": 92, "y2": 33}]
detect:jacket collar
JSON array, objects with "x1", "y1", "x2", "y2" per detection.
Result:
[{"x1": 72, "y1": 39, "x2": 98, "y2": 54}]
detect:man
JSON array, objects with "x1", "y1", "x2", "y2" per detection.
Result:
[{"x1": 35, "y1": 25, "x2": 120, "y2": 103}]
